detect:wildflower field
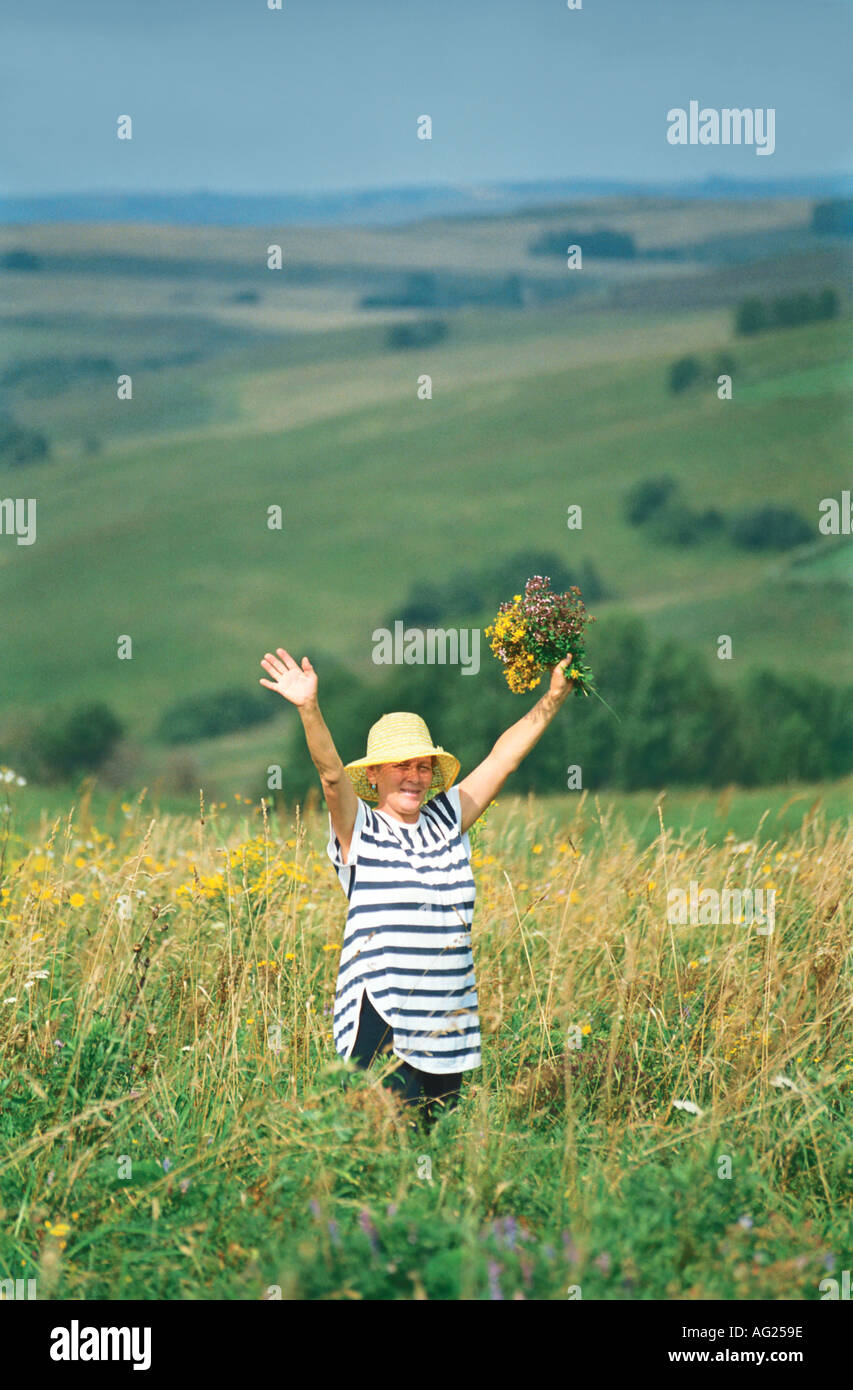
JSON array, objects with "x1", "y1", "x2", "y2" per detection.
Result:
[{"x1": 0, "y1": 773, "x2": 850, "y2": 1301}]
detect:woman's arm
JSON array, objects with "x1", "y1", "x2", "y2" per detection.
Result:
[
  {"x1": 456, "y1": 658, "x2": 574, "y2": 834},
  {"x1": 259, "y1": 649, "x2": 359, "y2": 860}
]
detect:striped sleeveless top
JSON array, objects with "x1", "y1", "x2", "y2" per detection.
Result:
[{"x1": 326, "y1": 785, "x2": 481, "y2": 1074}]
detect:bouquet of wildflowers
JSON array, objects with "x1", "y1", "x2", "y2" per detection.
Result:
[{"x1": 486, "y1": 575, "x2": 615, "y2": 715}]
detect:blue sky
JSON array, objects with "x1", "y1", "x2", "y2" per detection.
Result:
[{"x1": 1, "y1": 0, "x2": 850, "y2": 194}]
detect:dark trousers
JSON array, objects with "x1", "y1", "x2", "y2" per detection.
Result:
[{"x1": 349, "y1": 990, "x2": 463, "y2": 1129}]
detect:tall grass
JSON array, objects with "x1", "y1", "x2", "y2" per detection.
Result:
[{"x1": 0, "y1": 778, "x2": 849, "y2": 1300}]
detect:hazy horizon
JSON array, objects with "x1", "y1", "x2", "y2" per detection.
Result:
[{"x1": 2, "y1": 0, "x2": 850, "y2": 198}]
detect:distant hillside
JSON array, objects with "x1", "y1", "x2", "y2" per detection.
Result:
[{"x1": 2, "y1": 174, "x2": 852, "y2": 227}]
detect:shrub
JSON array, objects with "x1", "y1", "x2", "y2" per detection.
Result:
[
  {"x1": 811, "y1": 199, "x2": 853, "y2": 235},
  {"x1": 0, "y1": 413, "x2": 50, "y2": 468},
  {"x1": 625, "y1": 481, "x2": 725, "y2": 549},
  {"x1": 529, "y1": 227, "x2": 636, "y2": 259},
  {"x1": 392, "y1": 550, "x2": 605, "y2": 628},
  {"x1": 694, "y1": 507, "x2": 726, "y2": 536},
  {"x1": 735, "y1": 297, "x2": 769, "y2": 335},
  {"x1": 645, "y1": 499, "x2": 704, "y2": 547},
  {"x1": 815, "y1": 287, "x2": 839, "y2": 320},
  {"x1": 668, "y1": 356, "x2": 701, "y2": 393},
  {"x1": 1, "y1": 356, "x2": 116, "y2": 395},
  {"x1": 624, "y1": 477, "x2": 678, "y2": 527},
  {"x1": 729, "y1": 505, "x2": 813, "y2": 551},
  {"x1": 1, "y1": 249, "x2": 42, "y2": 271},
  {"x1": 735, "y1": 288, "x2": 838, "y2": 336},
  {"x1": 386, "y1": 320, "x2": 448, "y2": 351},
  {"x1": 21, "y1": 702, "x2": 126, "y2": 782},
  {"x1": 771, "y1": 291, "x2": 817, "y2": 328},
  {"x1": 156, "y1": 688, "x2": 276, "y2": 745}
]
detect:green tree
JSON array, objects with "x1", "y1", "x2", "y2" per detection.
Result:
[
  {"x1": 668, "y1": 356, "x2": 701, "y2": 393},
  {"x1": 729, "y1": 506, "x2": 812, "y2": 551},
  {"x1": 735, "y1": 297, "x2": 768, "y2": 335},
  {"x1": 624, "y1": 477, "x2": 678, "y2": 527},
  {"x1": 32, "y1": 702, "x2": 125, "y2": 782}
]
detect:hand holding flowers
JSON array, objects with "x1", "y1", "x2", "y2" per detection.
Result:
[{"x1": 486, "y1": 575, "x2": 618, "y2": 719}]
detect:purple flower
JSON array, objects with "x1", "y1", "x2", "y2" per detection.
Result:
[
  {"x1": 358, "y1": 1208, "x2": 379, "y2": 1253},
  {"x1": 594, "y1": 1251, "x2": 611, "y2": 1274},
  {"x1": 179, "y1": 1178, "x2": 191, "y2": 1194},
  {"x1": 386, "y1": 1202, "x2": 398, "y2": 1218},
  {"x1": 162, "y1": 1157, "x2": 172, "y2": 1173},
  {"x1": 562, "y1": 1230, "x2": 579, "y2": 1263},
  {"x1": 309, "y1": 1198, "x2": 321, "y2": 1219},
  {"x1": 328, "y1": 1220, "x2": 341, "y2": 1248},
  {"x1": 822, "y1": 1253, "x2": 836, "y2": 1271},
  {"x1": 487, "y1": 1259, "x2": 504, "y2": 1301}
]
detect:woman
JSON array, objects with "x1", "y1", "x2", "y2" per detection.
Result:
[{"x1": 259, "y1": 646, "x2": 576, "y2": 1130}]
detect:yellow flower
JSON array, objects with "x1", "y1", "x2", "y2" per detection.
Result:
[
  {"x1": 531, "y1": 844, "x2": 543, "y2": 854},
  {"x1": 580, "y1": 1024, "x2": 592, "y2": 1036},
  {"x1": 285, "y1": 953, "x2": 295, "y2": 961},
  {"x1": 69, "y1": 893, "x2": 85, "y2": 909}
]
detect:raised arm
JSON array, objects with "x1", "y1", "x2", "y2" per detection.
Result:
[
  {"x1": 456, "y1": 658, "x2": 574, "y2": 834},
  {"x1": 259, "y1": 648, "x2": 359, "y2": 861}
]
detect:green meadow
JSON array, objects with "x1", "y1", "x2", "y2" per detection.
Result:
[
  {"x1": 0, "y1": 197, "x2": 851, "y2": 1299},
  {"x1": 0, "y1": 783, "x2": 849, "y2": 1300},
  {"x1": 0, "y1": 199, "x2": 850, "y2": 800}
]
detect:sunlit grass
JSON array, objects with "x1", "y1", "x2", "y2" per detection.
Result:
[{"x1": 0, "y1": 775, "x2": 849, "y2": 1300}]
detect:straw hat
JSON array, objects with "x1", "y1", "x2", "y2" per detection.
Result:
[{"x1": 344, "y1": 712, "x2": 460, "y2": 803}]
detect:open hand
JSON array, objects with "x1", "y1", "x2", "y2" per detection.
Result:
[{"x1": 259, "y1": 648, "x2": 318, "y2": 707}]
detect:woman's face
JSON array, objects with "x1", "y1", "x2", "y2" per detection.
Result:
[{"x1": 368, "y1": 756, "x2": 435, "y2": 822}]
